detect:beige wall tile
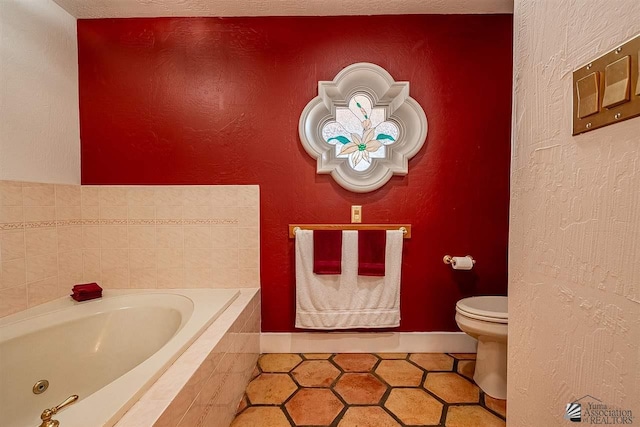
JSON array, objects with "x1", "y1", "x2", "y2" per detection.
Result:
[
  {"x1": 238, "y1": 207, "x2": 259, "y2": 227},
  {"x1": 184, "y1": 226, "x2": 211, "y2": 248},
  {"x1": 1, "y1": 231, "x2": 25, "y2": 261},
  {"x1": 157, "y1": 248, "x2": 184, "y2": 269},
  {"x1": 183, "y1": 187, "x2": 211, "y2": 205},
  {"x1": 156, "y1": 206, "x2": 182, "y2": 220},
  {"x1": 26, "y1": 253, "x2": 57, "y2": 282},
  {"x1": 238, "y1": 185, "x2": 259, "y2": 207},
  {"x1": 100, "y1": 226, "x2": 128, "y2": 248},
  {"x1": 24, "y1": 207, "x2": 56, "y2": 223},
  {"x1": 210, "y1": 268, "x2": 239, "y2": 288},
  {"x1": 0, "y1": 182, "x2": 23, "y2": 206},
  {"x1": 58, "y1": 226, "x2": 83, "y2": 252},
  {"x1": 1, "y1": 258, "x2": 26, "y2": 288},
  {"x1": 157, "y1": 227, "x2": 183, "y2": 248},
  {"x1": 157, "y1": 268, "x2": 185, "y2": 288},
  {"x1": 211, "y1": 207, "x2": 240, "y2": 224},
  {"x1": 238, "y1": 248, "x2": 259, "y2": 269},
  {"x1": 130, "y1": 248, "x2": 157, "y2": 270},
  {"x1": 210, "y1": 186, "x2": 239, "y2": 207},
  {"x1": 184, "y1": 205, "x2": 212, "y2": 220},
  {"x1": 1, "y1": 206, "x2": 24, "y2": 223},
  {"x1": 238, "y1": 268, "x2": 260, "y2": 288},
  {"x1": 58, "y1": 250, "x2": 83, "y2": 284},
  {"x1": 185, "y1": 247, "x2": 212, "y2": 269},
  {"x1": 128, "y1": 205, "x2": 155, "y2": 220},
  {"x1": 155, "y1": 187, "x2": 184, "y2": 207},
  {"x1": 100, "y1": 206, "x2": 127, "y2": 220},
  {"x1": 211, "y1": 228, "x2": 238, "y2": 249},
  {"x1": 130, "y1": 268, "x2": 157, "y2": 288},
  {"x1": 81, "y1": 205, "x2": 99, "y2": 220},
  {"x1": 56, "y1": 206, "x2": 81, "y2": 221},
  {"x1": 186, "y1": 268, "x2": 212, "y2": 288},
  {"x1": 25, "y1": 228, "x2": 57, "y2": 257},
  {"x1": 212, "y1": 248, "x2": 238, "y2": 269},
  {"x1": 28, "y1": 277, "x2": 61, "y2": 306},
  {"x1": 127, "y1": 187, "x2": 155, "y2": 206},
  {"x1": 129, "y1": 226, "x2": 156, "y2": 248},
  {"x1": 82, "y1": 249, "x2": 101, "y2": 281},
  {"x1": 81, "y1": 187, "x2": 99, "y2": 206},
  {"x1": 238, "y1": 227, "x2": 259, "y2": 249},
  {"x1": 0, "y1": 285, "x2": 27, "y2": 317},
  {"x1": 23, "y1": 183, "x2": 55, "y2": 206},
  {"x1": 101, "y1": 248, "x2": 129, "y2": 271},
  {"x1": 101, "y1": 268, "x2": 130, "y2": 289},
  {"x1": 55, "y1": 185, "x2": 81, "y2": 206},
  {"x1": 99, "y1": 187, "x2": 127, "y2": 206},
  {"x1": 82, "y1": 226, "x2": 101, "y2": 248}
]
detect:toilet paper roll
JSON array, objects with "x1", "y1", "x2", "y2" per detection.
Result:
[{"x1": 452, "y1": 256, "x2": 474, "y2": 270}]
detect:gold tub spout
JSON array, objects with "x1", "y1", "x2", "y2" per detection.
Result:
[{"x1": 38, "y1": 395, "x2": 79, "y2": 427}]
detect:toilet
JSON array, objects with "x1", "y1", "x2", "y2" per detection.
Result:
[{"x1": 455, "y1": 296, "x2": 508, "y2": 399}]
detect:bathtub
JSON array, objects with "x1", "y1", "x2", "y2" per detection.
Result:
[{"x1": 0, "y1": 289, "x2": 240, "y2": 427}]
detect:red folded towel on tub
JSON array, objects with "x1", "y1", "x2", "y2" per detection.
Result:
[
  {"x1": 313, "y1": 230, "x2": 343, "y2": 275},
  {"x1": 71, "y1": 282, "x2": 103, "y2": 301},
  {"x1": 358, "y1": 230, "x2": 386, "y2": 276}
]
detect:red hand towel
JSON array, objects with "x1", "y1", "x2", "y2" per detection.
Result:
[
  {"x1": 313, "y1": 230, "x2": 343, "y2": 274},
  {"x1": 358, "y1": 230, "x2": 387, "y2": 276},
  {"x1": 71, "y1": 291, "x2": 102, "y2": 302},
  {"x1": 72, "y1": 282, "x2": 103, "y2": 293}
]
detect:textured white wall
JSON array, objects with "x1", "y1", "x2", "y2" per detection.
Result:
[
  {"x1": 0, "y1": 0, "x2": 79, "y2": 184},
  {"x1": 510, "y1": 0, "x2": 640, "y2": 425}
]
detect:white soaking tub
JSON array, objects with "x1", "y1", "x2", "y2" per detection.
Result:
[{"x1": 0, "y1": 289, "x2": 239, "y2": 427}]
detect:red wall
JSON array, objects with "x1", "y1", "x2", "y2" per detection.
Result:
[{"x1": 78, "y1": 15, "x2": 512, "y2": 332}]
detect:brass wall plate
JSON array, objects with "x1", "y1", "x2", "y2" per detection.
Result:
[{"x1": 573, "y1": 34, "x2": 640, "y2": 135}]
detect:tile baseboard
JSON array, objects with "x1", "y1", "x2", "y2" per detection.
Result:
[{"x1": 260, "y1": 332, "x2": 477, "y2": 354}]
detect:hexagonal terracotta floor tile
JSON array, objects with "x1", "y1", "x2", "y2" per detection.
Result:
[
  {"x1": 334, "y1": 373, "x2": 387, "y2": 404},
  {"x1": 377, "y1": 353, "x2": 408, "y2": 359},
  {"x1": 375, "y1": 360, "x2": 424, "y2": 386},
  {"x1": 446, "y1": 405, "x2": 506, "y2": 427},
  {"x1": 450, "y1": 353, "x2": 477, "y2": 360},
  {"x1": 303, "y1": 353, "x2": 332, "y2": 359},
  {"x1": 258, "y1": 353, "x2": 302, "y2": 372},
  {"x1": 485, "y1": 395, "x2": 507, "y2": 418},
  {"x1": 424, "y1": 373, "x2": 480, "y2": 403},
  {"x1": 457, "y1": 360, "x2": 476, "y2": 379},
  {"x1": 410, "y1": 353, "x2": 454, "y2": 371},
  {"x1": 338, "y1": 407, "x2": 401, "y2": 427},
  {"x1": 245, "y1": 373, "x2": 298, "y2": 404},
  {"x1": 285, "y1": 388, "x2": 344, "y2": 426},
  {"x1": 230, "y1": 407, "x2": 291, "y2": 427},
  {"x1": 291, "y1": 360, "x2": 341, "y2": 387},
  {"x1": 384, "y1": 388, "x2": 443, "y2": 425},
  {"x1": 333, "y1": 353, "x2": 379, "y2": 372}
]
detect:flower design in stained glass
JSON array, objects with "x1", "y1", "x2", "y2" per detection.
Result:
[{"x1": 322, "y1": 94, "x2": 399, "y2": 171}]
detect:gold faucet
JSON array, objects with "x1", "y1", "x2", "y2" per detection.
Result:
[{"x1": 38, "y1": 395, "x2": 79, "y2": 427}]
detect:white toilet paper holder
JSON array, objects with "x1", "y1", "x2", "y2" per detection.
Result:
[{"x1": 443, "y1": 255, "x2": 475, "y2": 266}]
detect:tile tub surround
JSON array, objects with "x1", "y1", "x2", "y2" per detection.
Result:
[
  {"x1": 116, "y1": 289, "x2": 260, "y2": 427},
  {"x1": 0, "y1": 181, "x2": 260, "y2": 318},
  {"x1": 232, "y1": 353, "x2": 506, "y2": 427}
]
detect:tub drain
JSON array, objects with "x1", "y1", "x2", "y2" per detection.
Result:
[{"x1": 33, "y1": 380, "x2": 49, "y2": 394}]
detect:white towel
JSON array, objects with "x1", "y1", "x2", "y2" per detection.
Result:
[{"x1": 295, "y1": 230, "x2": 402, "y2": 329}]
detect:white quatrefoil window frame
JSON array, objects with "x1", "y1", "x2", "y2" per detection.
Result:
[{"x1": 299, "y1": 62, "x2": 428, "y2": 193}]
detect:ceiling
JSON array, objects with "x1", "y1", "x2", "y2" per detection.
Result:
[{"x1": 52, "y1": 0, "x2": 514, "y2": 19}]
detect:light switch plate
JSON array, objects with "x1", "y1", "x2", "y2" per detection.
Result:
[
  {"x1": 351, "y1": 205, "x2": 362, "y2": 223},
  {"x1": 573, "y1": 34, "x2": 640, "y2": 135}
]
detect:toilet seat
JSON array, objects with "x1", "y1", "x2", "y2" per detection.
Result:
[{"x1": 456, "y1": 296, "x2": 508, "y2": 324}]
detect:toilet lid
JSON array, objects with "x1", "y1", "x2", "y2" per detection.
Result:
[{"x1": 456, "y1": 296, "x2": 508, "y2": 322}]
